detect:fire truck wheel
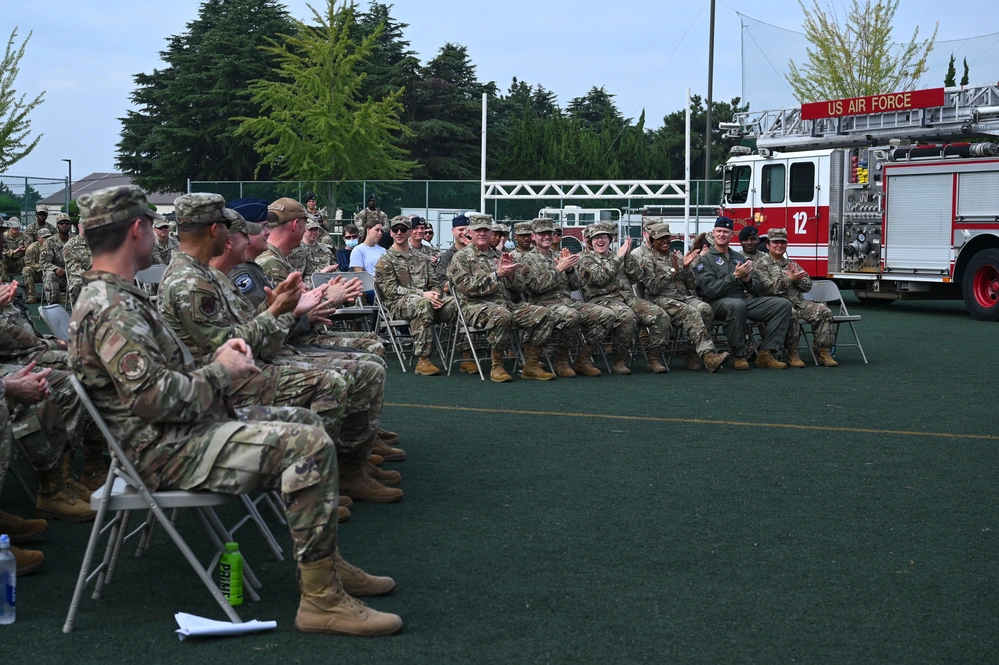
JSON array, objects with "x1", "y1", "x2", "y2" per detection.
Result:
[{"x1": 963, "y1": 249, "x2": 999, "y2": 321}]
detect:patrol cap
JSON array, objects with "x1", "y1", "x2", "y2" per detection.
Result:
[
  {"x1": 55, "y1": 212, "x2": 71, "y2": 223},
  {"x1": 35, "y1": 205, "x2": 48, "y2": 215},
  {"x1": 305, "y1": 219, "x2": 322, "y2": 231},
  {"x1": 451, "y1": 214, "x2": 469, "y2": 228},
  {"x1": 467, "y1": 213, "x2": 494, "y2": 231},
  {"x1": 389, "y1": 215, "x2": 411, "y2": 230},
  {"x1": 738, "y1": 225, "x2": 759, "y2": 241},
  {"x1": 267, "y1": 197, "x2": 307, "y2": 226},
  {"x1": 6, "y1": 217, "x2": 20, "y2": 229},
  {"x1": 174, "y1": 193, "x2": 226, "y2": 227},
  {"x1": 223, "y1": 207, "x2": 261, "y2": 235},
  {"x1": 514, "y1": 221, "x2": 534, "y2": 235},
  {"x1": 648, "y1": 223, "x2": 671, "y2": 240},
  {"x1": 492, "y1": 223, "x2": 510, "y2": 234},
  {"x1": 532, "y1": 218, "x2": 555, "y2": 234},
  {"x1": 714, "y1": 216, "x2": 734, "y2": 230},
  {"x1": 584, "y1": 221, "x2": 617, "y2": 239},
  {"x1": 38, "y1": 226, "x2": 54, "y2": 238},
  {"x1": 641, "y1": 216, "x2": 662, "y2": 230},
  {"x1": 78, "y1": 185, "x2": 164, "y2": 231},
  {"x1": 767, "y1": 228, "x2": 788, "y2": 242},
  {"x1": 153, "y1": 218, "x2": 171, "y2": 229}
]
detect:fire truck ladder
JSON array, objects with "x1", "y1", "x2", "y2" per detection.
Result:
[{"x1": 726, "y1": 82, "x2": 999, "y2": 152}]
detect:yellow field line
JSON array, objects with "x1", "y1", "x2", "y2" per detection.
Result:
[{"x1": 385, "y1": 403, "x2": 999, "y2": 441}]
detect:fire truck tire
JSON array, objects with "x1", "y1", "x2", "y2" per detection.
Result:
[{"x1": 962, "y1": 249, "x2": 999, "y2": 321}]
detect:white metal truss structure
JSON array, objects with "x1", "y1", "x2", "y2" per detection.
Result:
[
  {"x1": 482, "y1": 180, "x2": 688, "y2": 200},
  {"x1": 727, "y1": 82, "x2": 999, "y2": 152}
]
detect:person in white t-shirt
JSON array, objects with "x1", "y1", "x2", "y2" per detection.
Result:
[{"x1": 349, "y1": 218, "x2": 385, "y2": 303}]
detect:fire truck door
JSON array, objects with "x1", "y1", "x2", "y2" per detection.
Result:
[
  {"x1": 755, "y1": 158, "x2": 789, "y2": 236},
  {"x1": 883, "y1": 173, "x2": 952, "y2": 272},
  {"x1": 785, "y1": 158, "x2": 821, "y2": 273}
]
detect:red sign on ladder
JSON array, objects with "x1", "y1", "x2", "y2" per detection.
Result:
[{"x1": 801, "y1": 88, "x2": 945, "y2": 120}]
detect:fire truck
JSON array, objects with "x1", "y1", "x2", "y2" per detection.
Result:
[{"x1": 719, "y1": 82, "x2": 999, "y2": 320}]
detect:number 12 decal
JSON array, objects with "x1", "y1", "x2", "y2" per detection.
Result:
[{"x1": 793, "y1": 211, "x2": 808, "y2": 235}]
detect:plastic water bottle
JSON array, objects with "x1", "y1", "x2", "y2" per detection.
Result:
[
  {"x1": 219, "y1": 542, "x2": 243, "y2": 607},
  {"x1": 0, "y1": 534, "x2": 15, "y2": 624}
]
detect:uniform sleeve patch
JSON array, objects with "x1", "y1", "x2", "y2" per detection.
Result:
[
  {"x1": 99, "y1": 332, "x2": 127, "y2": 363},
  {"x1": 199, "y1": 295, "x2": 217, "y2": 316},
  {"x1": 234, "y1": 273, "x2": 256, "y2": 294},
  {"x1": 696, "y1": 263, "x2": 704, "y2": 271},
  {"x1": 118, "y1": 351, "x2": 148, "y2": 381}
]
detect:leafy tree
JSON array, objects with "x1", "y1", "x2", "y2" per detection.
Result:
[
  {"x1": 787, "y1": 0, "x2": 937, "y2": 102},
  {"x1": 0, "y1": 28, "x2": 45, "y2": 173},
  {"x1": 235, "y1": 0, "x2": 416, "y2": 181},
  {"x1": 116, "y1": 0, "x2": 296, "y2": 192},
  {"x1": 944, "y1": 54, "x2": 956, "y2": 87}
]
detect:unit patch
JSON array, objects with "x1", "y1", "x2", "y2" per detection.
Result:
[
  {"x1": 200, "y1": 295, "x2": 217, "y2": 316},
  {"x1": 715, "y1": 257, "x2": 725, "y2": 265},
  {"x1": 234, "y1": 273, "x2": 256, "y2": 294},
  {"x1": 696, "y1": 263, "x2": 704, "y2": 271},
  {"x1": 118, "y1": 351, "x2": 148, "y2": 381}
]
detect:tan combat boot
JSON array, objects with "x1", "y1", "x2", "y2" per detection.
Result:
[
  {"x1": 645, "y1": 352, "x2": 668, "y2": 374},
  {"x1": 376, "y1": 428, "x2": 400, "y2": 446},
  {"x1": 786, "y1": 350, "x2": 806, "y2": 368},
  {"x1": 12, "y1": 545, "x2": 44, "y2": 576},
  {"x1": 817, "y1": 347, "x2": 839, "y2": 367},
  {"x1": 459, "y1": 351, "x2": 479, "y2": 374},
  {"x1": 339, "y1": 463, "x2": 403, "y2": 504},
  {"x1": 490, "y1": 349, "x2": 513, "y2": 383},
  {"x1": 552, "y1": 349, "x2": 576, "y2": 378},
  {"x1": 571, "y1": 346, "x2": 602, "y2": 377},
  {"x1": 521, "y1": 346, "x2": 556, "y2": 381},
  {"x1": 754, "y1": 350, "x2": 788, "y2": 369},
  {"x1": 0, "y1": 510, "x2": 48, "y2": 543},
  {"x1": 702, "y1": 351, "x2": 730, "y2": 373},
  {"x1": 36, "y1": 470, "x2": 96, "y2": 522},
  {"x1": 62, "y1": 452, "x2": 93, "y2": 503},
  {"x1": 372, "y1": 439, "x2": 406, "y2": 462},
  {"x1": 611, "y1": 350, "x2": 631, "y2": 375},
  {"x1": 686, "y1": 349, "x2": 701, "y2": 371},
  {"x1": 294, "y1": 557, "x2": 403, "y2": 636},
  {"x1": 339, "y1": 495, "x2": 353, "y2": 508},
  {"x1": 25, "y1": 294, "x2": 38, "y2": 304},
  {"x1": 338, "y1": 506, "x2": 350, "y2": 523},
  {"x1": 414, "y1": 356, "x2": 441, "y2": 376},
  {"x1": 335, "y1": 553, "x2": 396, "y2": 596},
  {"x1": 368, "y1": 454, "x2": 383, "y2": 466},
  {"x1": 367, "y1": 461, "x2": 401, "y2": 487},
  {"x1": 732, "y1": 356, "x2": 751, "y2": 371},
  {"x1": 80, "y1": 445, "x2": 109, "y2": 492}
]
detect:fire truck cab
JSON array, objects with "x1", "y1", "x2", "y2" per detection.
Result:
[{"x1": 721, "y1": 83, "x2": 999, "y2": 321}]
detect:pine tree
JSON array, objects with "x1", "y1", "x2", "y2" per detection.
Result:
[
  {"x1": 116, "y1": 0, "x2": 295, "y2": 193},
  {"x1": 961, "y1": 57, "x2": 970, "y2": 86},
  {"x1": 944, "y1": 54, "x2": 956, "y2": 87}
]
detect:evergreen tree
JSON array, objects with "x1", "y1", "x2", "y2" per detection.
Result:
[
  {"x1": 654, "y1": 95, "x2": 748, "y2": 181},
  {"x1": 961, "y1": 57, "x2": 970, "y2": 86},
  {"x1": 356, "y1": 3, "x2": 420, "y2": 114},
  {"x1": 944, "y1": 54, "x2": 956, "y2": 87},
  {"x1": 116, "y1": 0, "x2": 295, "y2": 192}
]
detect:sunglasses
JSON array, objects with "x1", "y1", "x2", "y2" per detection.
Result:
[{"x1": 390, "y1": 227, "x2": 409, "y2": 233}]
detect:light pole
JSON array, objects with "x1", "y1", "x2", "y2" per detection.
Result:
[
  {"x1": 704, "y1": 0, "x2": 716, "y2": 183},
  {"x1": 61, "y1": 158, "x2": 72, "y2": 227}
]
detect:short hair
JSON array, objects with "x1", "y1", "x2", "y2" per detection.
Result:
[
  {"x1": 88, "y1": 216, "x2": 144, "y2": 256},
  {"x1": 343, "y1": 223, "x2": 359, "y2": 235}
]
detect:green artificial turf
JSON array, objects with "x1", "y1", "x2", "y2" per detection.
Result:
[{"x1": 1, "y1": 297, "x2": 996, "y2": 664}]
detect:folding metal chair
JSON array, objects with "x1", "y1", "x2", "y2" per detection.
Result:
[
  {"x1": 39, "y1": 304, "x2": 70, "y2": 341},
  {"x1": 312, "y1": 271, "x2": 379, "y2": 331},
  {"x1": 371, "y1": 283, "x2": 446, "y2": 372},
  {"x1": 134, "y1": 264, "x2": 167, "y2": 303},
  {"x1": 802, "y1": 280, "x2": 868, "y2": 363},
  {"x1": 63, "y1": 376, "x2": 268, "y2": 632}
]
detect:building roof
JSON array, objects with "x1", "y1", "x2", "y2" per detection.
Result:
[{"x1": 39, "y1": 172, "x2": 184, "y2": 206}]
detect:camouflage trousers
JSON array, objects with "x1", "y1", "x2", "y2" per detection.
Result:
[
  {"x1": 43, "y1": 270, "x2": 67, "y2": 305},
  {"x1": 142, "y1": 405, "x2": 338, "y2": 563},
  {"x1": 590, "y1": 297, "x2": 672, "y2": 353},
  {"x1": 272, "y1": 349, "x2": 385, "y2": 466},
  {"x1": 0, "y1": 403, "x2": 10, "y2": 493},
  {"x1": 463, "y1": 301, "x2": 556, "y2": 349},
  {"x1": 649, "y1": 295, "x2": 715, "y2": 356},
  {"x1": 299, "y1": 329, "x2": 384, "y2": 357},
  {"x1": 227, "y1": 362, "x2": 351, "y2": 453},
  {"x1": 785, "y1": 300, "x2": 836, "y2": 350},
  {"x1": 67, "y1": 276, "x2": 83, "y2": 309},
  {"x1": 390, "y1": 294, "x2": 458, "y2": 357},
  {"x1": 536, "y1": 299, "x2": 616, "y2": 348},
  {"x1": 21, "y1": 267, "x2": 40, "y2": 300}
]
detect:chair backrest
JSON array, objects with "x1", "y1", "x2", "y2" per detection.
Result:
[
  {"x1": 804, "y1": 280, "x2": 855, "y2": 316},
  {"x1": 67, "y1": 376, "x2": 143, "y2": 490},
  {"x1": 134, "y1": 264, "x2": 167, "y2": 287},
  {"x1": 314, "y1": 271, "x2": 374, "y2": 291},
  {"x1": 39, "y1": 304, "x2": 71, "y2": 341}
]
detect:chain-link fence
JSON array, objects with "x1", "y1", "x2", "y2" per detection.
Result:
[{"x1": 0, "y1": 175, "x2": 69, "y2": 223}]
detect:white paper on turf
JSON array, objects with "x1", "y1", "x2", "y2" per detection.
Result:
[{"x1": 175, "y1": 612, "x2": 277, "y2": 640}]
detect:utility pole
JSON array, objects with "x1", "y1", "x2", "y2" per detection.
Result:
[{"x1": 704, "y1": 0, "x2": 716, "y2": 182}]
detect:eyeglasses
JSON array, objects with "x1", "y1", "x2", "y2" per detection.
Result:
[
  {"x1": 343, "y1": 234, "x2": 358, "y2": 239},
  {"x1": 390, "y1": 227, "x2": 409, "y2": 233},
  {"x1": 535, "y1": 231, "x2": 554, "y2": 237}
]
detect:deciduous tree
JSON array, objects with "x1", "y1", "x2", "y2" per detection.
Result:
[{"x1": 0, "y1": 28, "x2": 44, "y2": 173}]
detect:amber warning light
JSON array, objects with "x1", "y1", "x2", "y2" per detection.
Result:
[{"x1": 801, "y1": 88, "x2": 945, "y2": 121}]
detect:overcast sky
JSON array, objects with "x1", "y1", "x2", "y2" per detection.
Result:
[{"x1": 5, "y1": 0, "x2": 998, "y2": 181}]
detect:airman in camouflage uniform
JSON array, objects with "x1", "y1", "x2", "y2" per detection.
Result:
[
  {"x1": 637, "y1": 223, "x2": 728, "y2": 372},
  {"x1": 4, "y1": 218, "x2": 30, "y2": 276},
  {"x1": 408, "y1": 217, "x2": 439, "y2": 262},
  {"x1": 375, "y1": 215, "x2": 458, "y2": 376},
  {"x1": 751, "y1": 227, "x2": 838, "y2": 367},
  {"x1": 447, "y1": 213, "x2": 557, "y2": 382},
  {"x1": 300, "y1": 220, "x2": 334, "y2": 280},
  {"x1": 576, "y1": 222, "x2": 672, "y2": 374},
  {"x1": 517, "y1": 218, "x2": 613, "y2": 377},
  {"x1": 353, "y1": 195, "x2": 389, "y2": 231},
  {"x1": 69, "y1": 184, "x2": 402, "y2": 636},
  {"x1": 63, "y1": 229, "x2": 92, "y2": 307},
  {"x1": 510, "y1": 221, "x2": 534, "y2": 261},
  {"x1": 152, "y1": 218, "x2": 180, "y2": 265},
  {"x1": 21, "y1": 226, "x2": 49, "y2": 304},
  {"x1": 40, "y1": 212, "x2": 71, "y2": 304},
  {"x1": 22, "y1": 206, "x2": 55, "y2": 244},
  {"x1": 305, "y1": 193, "x2": 333, "y2": 246}
]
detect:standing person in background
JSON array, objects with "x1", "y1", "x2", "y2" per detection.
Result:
[
  {"x1": 152, "y1": 219, "x2": 180, "y2": 265},
  {"x1": 354, "y1": 195, "x2": 388, "y2": 232}
]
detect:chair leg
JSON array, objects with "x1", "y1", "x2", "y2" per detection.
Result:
[
  {"x1": 849, "y1": 322, "x2": 869, "y2": 363},
  {"x1": 8, "y1": 447, "x2": 35, "y2": 503},
  {"x1": 135, "y1": 510, "x2": 157, "y2": 557},
  {"x1": 238, "y1": 494, "x2": 284, "y2": 561},
  {"x1": 199, "y1": 507, "x2": 262, "y2": 601},
  {"x1": 103, "y1": 510, "x2": 132, "y2": 586}
]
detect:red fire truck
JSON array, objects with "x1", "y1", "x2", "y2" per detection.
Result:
[{"x1": 719, "y1": 83, "x2": 999, "y2": 320}]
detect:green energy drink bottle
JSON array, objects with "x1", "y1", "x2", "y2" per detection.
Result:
[{"x1": 219, "y1": 542, "x2": 243, "y2": 607}]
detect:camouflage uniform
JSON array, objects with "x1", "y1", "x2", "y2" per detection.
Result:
[
  {"x1": 446, "y1": 243, "x2": 556, "y2": 349},
  {"x1": 63, "y1": 234, "x2": 92, "y2": 307},
  {"x1": 22, "y1": 218, "x2": 55, "y2": 245},
  {"x1": 0, "y1": 403, "x2": 9, "y2": 493},
  {"x1": 4, "y1": 224, "x2": 30, "y2": 275},
  {"x1": 752, "y1": 250, "x2": 835, "y2": 349},
  {"x1": 288, "y1": 244, "x2": 309, "y2": 274},
  {"x1": 152, "y1": 236, "x2": 180, "y2": 266},
  {"x1": 354, "y1": 207, "x2": 389, "y2": 230},
  {"x1": 375, "y1": 245, "x2": 458, "y2": 357},
  {"x1": 637, "y1": 225, "x2": 716, "y2": 357},
  {"x1": 509, "y1": 222, "x2": 534, "y2": 263},
  {"x1": 21, "y1": 236, "x2": 46, "y2": 302},
  {"x1": 517, "y1": 224, "x2": 614, "y2": 349},
  {"x1": 70, "y1": 186, "x2": 339, "y2": 563},
  {"x1": 256, "y1": 242, "x2": 383, "y2": 356},
  {"x1": 301, "y1": 241, "x2": 333, "y2": 281},
  {"x1": 40, "y1": 232, "x2": 69, "y2": 304},
  {"x1": 576, "y1": 224, "x2": 672, "y2": 355}
]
